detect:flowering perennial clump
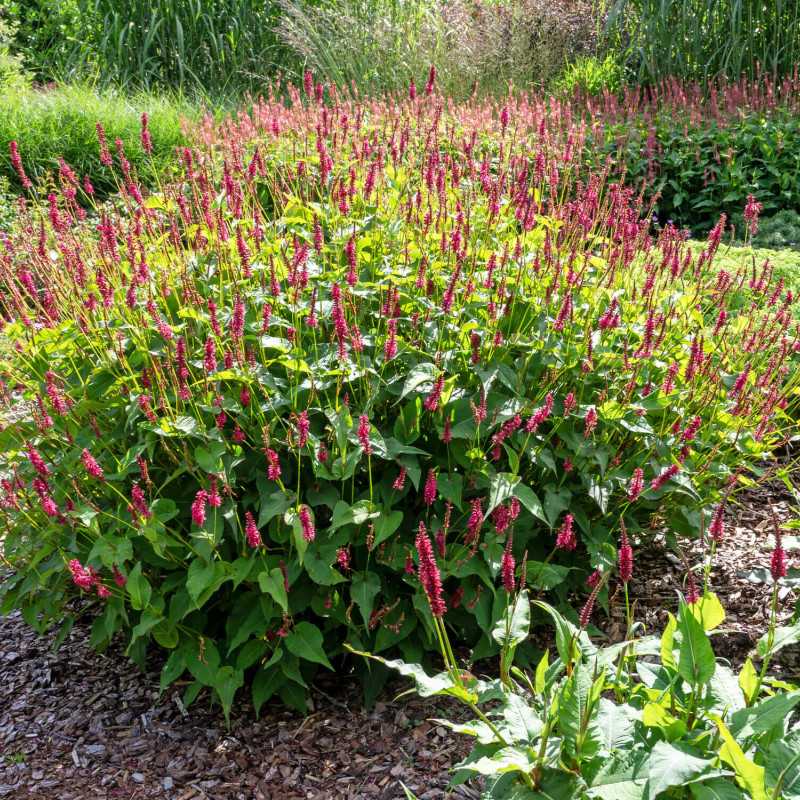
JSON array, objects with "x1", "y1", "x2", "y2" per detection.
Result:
[{"x1": 0, "y1": 73, "x2": 797, "y2": 715}]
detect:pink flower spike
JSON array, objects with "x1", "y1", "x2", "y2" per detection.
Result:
[
  {"x1": 555, "y1": 513, "x2": 577, "y2": 551},
  {"x1": 501, "y1": 534, "x2": 516, "y2": 592},
  {"x1": 299, "y1": 505, "x2": 316, "y2": 542},
  {"x1": 81, "y1": 448, "x2": 105, "y2": 481},
  {"x1": 358, "y1": 414, "x2": 372, "y2": 455},
  {"x1": 191, "y1": 489, "x2": 208, "y2": 526},
  {"x1": 415, "y1": 521, "x2": 446, "y2": 617},
  {"x1": 68, "y1": 559, "x2": 94, "y2": 591},
  {"x1": 423, "y1": 469, "x2": 437, "y2": 506},
  {"x1": 628, "y1": 468, "x2": 644, "y2": 501},
  {"x1": 618, "y1": 526, "x2": 633, "y2": 583},
  {"x1": 244, "y1": 511, "x2": 261, "y2": 548}
]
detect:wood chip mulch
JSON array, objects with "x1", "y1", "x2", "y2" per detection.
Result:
[{"x1": 1, "y1": 480, "x2": 798, "y2": 799}]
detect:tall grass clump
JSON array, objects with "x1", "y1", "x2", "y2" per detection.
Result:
[
  {"x1": 0, "y1": 84, "x2": 191, "y2": 197},
  {"x1": 0, "y1": 74, "x2": 797, "y2": 718},
  {"x1": 276, "y1": 0, "x2": 599, "y2": 98},
  {"x1": 2, "y1": 0, "x2": 292, "y2": 98},
  {"x1": 606, "y1": 0, "x2": 800, "y2": 84}
]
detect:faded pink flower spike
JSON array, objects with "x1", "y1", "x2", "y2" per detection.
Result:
[{"x1": 69, "y1": 559, "x2": 94, "y2": 591}]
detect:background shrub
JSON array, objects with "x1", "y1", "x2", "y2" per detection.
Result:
[
  {"x1": 0, "y1": 83, "x2": 796, "y2": 717},
  {"x1": 265, "y1": 0, "x2": 599, "y2": 99},
  {"x1": 0, "y1": 84, "x2": 191, "y2": 197},
  {"x1": 605, "y1": 0, "x2": 800, "y2": 84}
]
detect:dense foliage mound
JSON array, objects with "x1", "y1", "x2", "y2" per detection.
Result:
[{"x1": 0, "y1": 74, "x2": 797, "y2": 716}]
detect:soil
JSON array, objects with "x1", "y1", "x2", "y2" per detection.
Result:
[{"x1": 1, "y1": 482, "x2": 798, "y2": 800}]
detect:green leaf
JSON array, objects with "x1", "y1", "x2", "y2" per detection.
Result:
[
  {"x1": 343, "y1": 646, "x2": 456, "y2": 697},
  {"x1": 252, "y1": 665, "x2": 285, "y2": 717},
  {"x1": 492, "y1": 591, "x2": 530, "y2": 649},
  {"x1": 331, "y1": 499, "x2": 380, "y2": 530},
  {"x1": 707, "y1": 665, "x2": 745, "y2": 716},
  {"x1": 284, "y1": 622, "x2": 333, "y2": 670},
  {"x1": 688, "y1": 592, "x2": 725, "y2": 631},
  {"x1": 738, "y1": 658, "x2": 758, "y2": 703},
  {"x1": 487, "y1": 472, "x2": 520, "y2": 515},
  {"x1": 729, "y1": 690, "x2": 800, "y2": 741},
  {"x1": 127, "y1": 562, "x2": 151, "y2": 611},
  {"x1": 660, "y1": 611, "x2": 677, "y2": 670},
  {"x1": 513, "y1": 483, "x2": 546, "y2": 522},
  {"x1": 534, "y1": 650, "x2": 549, "y2": 694},
  {"x1": 186, "y1": 558, "x2": 226, "y2": 607},
  {"x1": 647, "y1": 741, "x2": 715, "y2": 800},
  {"x1": 756, "y1": 621, "x2": 800, "y2": 659},
  {"x1": 195, "y1": 441, "x2": 226, "y2": 473},
  {"x1": 543, "y1": 487, "x2": 571, "y2": 526},
  {"x1": 458, "y1": 745, "x2": 537, "y2": 777},
  {"x1": 437, "y1": 472, "x2": 463, "y2": 509},
  {"x1": 284, "y1": 507, "x2": 308, "y2": 565},
  {"x1": 400, "y1": 362, "x2": 438, "y2": 399},
  {"x1": 533, "y1": 600, "x2": 586, "y2": 665},
  {"x1": 525, "y1": 560, "x2": 571, "y2": 590},
  {"x1": 214, "y1": 666, "x2": 243, "y2": 726},
  {"x1": 677, "y1": 603, "x2": 716, "y2": 686},
  {"x1": 351, "y1": 571, "x2": 381, "y2": 627},
  {"x1": 716, "y1": 718, "x2": 768, "y2": 800},
  {"x1": 765, "y1": 732, "x2": 800, "y2": 799},
  {"x1": 258, "y1": 568, "x2": 288, "y2": 613},
  {"x1": 257, "y1": 487, "x2": 292, "y2": 528},
  {"x1": 501, "y1": 693, "x2": 543, "y2": 743},
  {"x1": 690, "y1": 779, "x2": 746, "y2": 799},
  {"x1": 372, "y1": 510, "x2": 403, "y2": 547},
  {"x1": 152, "y1": 619, "x2": 179, "y2": 649}
]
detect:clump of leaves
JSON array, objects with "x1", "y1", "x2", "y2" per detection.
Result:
[
  {"x1": 0, "y1": 72, "x2": 797, "y2": 719},
  {"x1": 360, "y1": 549, "x2": 800, "y2": 799}
]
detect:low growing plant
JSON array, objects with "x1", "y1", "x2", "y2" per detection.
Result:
[
  {"x1": 356, "y1": 523, "x2": 800, "y2": 799},
  {"x1": 0, "y1": 75, "x2": 797, "y2": 718}
]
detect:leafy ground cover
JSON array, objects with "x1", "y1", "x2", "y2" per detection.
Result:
[{"x1": 0, "y1": 479, "x2": 796, "y2": 799}]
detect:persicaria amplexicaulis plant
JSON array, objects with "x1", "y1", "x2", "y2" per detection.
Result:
[{"x1": 0, "y1": 70, "x2": 798, "y2": 719}]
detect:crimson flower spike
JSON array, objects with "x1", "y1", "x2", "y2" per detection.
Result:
[
  {"x1": 618, "y1": 520, "x2": 633, "y2": 583},
  {"x1": 769, "y1": 505, "x2": 788, "y2": 581},
  {"x1": 415, "y1": 521, "x2": 446, "y2": 617}
]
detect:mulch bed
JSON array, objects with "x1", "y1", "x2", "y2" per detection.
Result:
[{"x1": 1, "y1": 480, "x2": 798, "y2": 799}]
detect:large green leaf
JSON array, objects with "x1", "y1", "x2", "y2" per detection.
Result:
[
  {"x1": 765, "y1": 732, "x2": 800, "y2": 799},
  {"x1": 677, "y1": 603, "x2": 716, "y2": 686},
  {"x1": 715, "y1": 719, "x2": 768, "y2": 800},
  {"x1": 756, "y1": 622, "x2": 800, "y2": 659},
  {"x1": 258, "y1": 568, "x2": 288, "y2": 613},
  {"x1": 487, "y1": 472, "x2": 520, "y2": 515},
  {"x1": 127, "y1": 562, "x2": 151, "y2": 611},
  {"x1": 729, "y1": 690, "x2": 800, "y2": 741},
  {"x1": 646, "y1": 741, "x2": 715, "y2": 800},
  {"x1": 285, "y1": 622, "x2": 333, "y2": 670},
  {"x1": 351, "y1": 571, "x2": 381, "y2": 627}
]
